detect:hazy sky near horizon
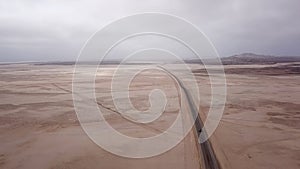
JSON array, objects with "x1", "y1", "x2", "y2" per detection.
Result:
[{"x1": 0, "y1": 0, "x2": 300, "y2": 62}]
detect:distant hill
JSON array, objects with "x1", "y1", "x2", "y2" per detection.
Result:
[
  {"x1": 184, "y1": 53, "x2": 300, "y2": 65},
  {"x1": 221, "y1": 53, "x2": 300, "y2": 65},
  {"x1": 4, "y1": 53, "x2": 299, "y2": 66}
]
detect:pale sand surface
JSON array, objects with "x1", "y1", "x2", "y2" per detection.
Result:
[
  {"x1": 192, "y1": 63, "x2": 300, "y2": 169},
  {"x1": 0, "y1": 63, "x2": 300, "y2": 169},
  {"x1": 0, "y1": 64, "x2": 200, "y2": 169}
]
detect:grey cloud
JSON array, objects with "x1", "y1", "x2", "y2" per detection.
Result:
[{"x1": 0, "y1": 0, "x2": 299, "y2": 61}]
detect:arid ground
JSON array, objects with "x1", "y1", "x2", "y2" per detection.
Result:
[{"x1": 0, "y1": 63, "x2": 299, "y2": 169}]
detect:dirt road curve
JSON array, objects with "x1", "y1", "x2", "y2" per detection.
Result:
[{"x1": 159, "y1": 66, "x2": 221, "y2": 169}]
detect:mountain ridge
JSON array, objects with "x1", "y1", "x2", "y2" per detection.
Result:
[{"x1": 221, "y1": 53, "x2": 300, "y2": 65}]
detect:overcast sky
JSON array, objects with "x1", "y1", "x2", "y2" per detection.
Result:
[{"x1": 0, "y1": 0, "x2": 300, "y2": 62}]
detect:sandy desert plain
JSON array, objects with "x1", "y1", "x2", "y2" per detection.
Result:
[{"x1": 0, "y1": 62, "x2": 299, "y2": 169}]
